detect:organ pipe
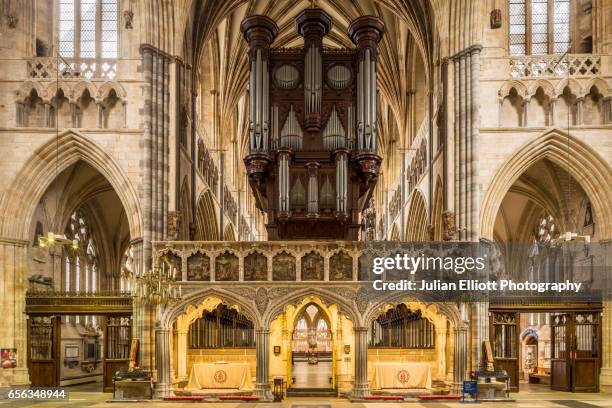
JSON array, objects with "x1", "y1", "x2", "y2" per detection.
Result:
[
  {"x1": 335, "y1": 153, "x2": 347, "y2": 213},
  {"x1": 248, "y1": 49, "x2": 270, "y2": 151},
  {"x1": 279, "y1": 153, "x2": 290, "y2": 213},
  {"x1": 307, "y1": 163, "x2": 319, "y2": 215},
  {"x1": 323, "y1": 105, "x2": 346, "y2": 150}
]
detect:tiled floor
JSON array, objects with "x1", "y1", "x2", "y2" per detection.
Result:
[{"x1": 1, "y1": 383, "x2": 611, "y2": 408}]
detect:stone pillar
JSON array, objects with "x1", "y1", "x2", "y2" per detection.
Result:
[
  {"x1": 522, "y1": 101, "x2": 529, "y2": 127},
  {"x1": 550, "y1": 98, "x2": 556, "y2": 126},
  {"x1": 453, "y1": 325, "x2": 468, "y2": 384},
  {"x1": 254, "y1": 329, "x2": 272, "y2": 400},
  {"x1": 177, "y1": 329, "x2": 188, "y2": 380},
  {"x1": 0, "y1": 240, "x2": 31, "y2": 386},
  {"x1": 577, "y1": 97, "x2": 584, "y2": 124},
  {"x1": 435, "y1": 322, "x2": 447, "y2": 380},
  {"x1": 600, "y1": 240, "x2": 612, "y2": 391},
  {"x1": 352, "y1": 326, "x2": 370, "y2": 398},
  {"x1": 472, "y1": 302, "x2": 489, "y2": 371},
  {"x1": 154, "y1": 325, "x2": 172, "y2": 398}
]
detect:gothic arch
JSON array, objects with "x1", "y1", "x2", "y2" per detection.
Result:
[
  {"x1": 405, "y1": 189, "x2": 428, "y2": 241},
  {"x1": 363, "y1": 298, "x2": 461, "y2": 329},
  {"x1": 555, "y1": 77, "x2": 583, "y2": 98},
  {"x1": 527, "y1": 79, "x2": 555, "y2": 100},
  {"x1": 161, "y1": 288, "x2": 262, "y2": 329},
  {"x1": 0, "y1": 130, "x2": 143, "y2": 241},
  {"x1": 480, "y1": 128, "x2": 612, "y2": 240},
  {"x1": 224, "y1": 224, "x2": 237, "y2": 241},
  {"x1": 498, "y1": 80, "x2": 528, "y2": 100},
  {"x1": 432, "y1": 176, "x2": 443, "y2": 241},
  {"x1": 583, "y1": 77, "x2": 610, "y2": 98},
  {"x1": 194, "y1": 190, "x2": 219, "y2": 240},
  {"x1": 46, "y1": 80, "x2": 74, "y2": 103},
  {"x1": 389, "y1": 223, "x2": 400, "y2": 241},
  {"x1": 97, "y1": 81, "x2": 127, "y2": 101},
  {"x1": 15, "y1": 80, "x2": 47, "y2": 102},
  {"x1": 263, "y1": 288, "x2": 362, "y2": 328},
  {"x1": 72, "y1": 81, "x2": 99, "y2": 103}
]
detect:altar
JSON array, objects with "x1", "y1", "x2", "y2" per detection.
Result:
[
  {"x1": 186, "y1": 362, "x2": 253, "y2": 390},
  {"x1": 371, "y1": 362, "x2": 432, "y2": 389}
]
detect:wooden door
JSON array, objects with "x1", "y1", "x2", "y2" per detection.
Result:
[
  {"x1": 551, "y1": 313, "x2": 571, "y2": 390},
  {"x1": 571, "y1": 312, "x2": 600, "y2": 392},
  {"x1": 490, "y1": 311, "x2": 519, "y2": 391},
  {"x1": 551, "y1": 312, "x2": 600, "y2": 392},
  {"x1": 28, "y1": 316, "x2": 59, "y2": 387},
  {"x1": 103, "y1": 316, "x2": 132, "y2": 392}
]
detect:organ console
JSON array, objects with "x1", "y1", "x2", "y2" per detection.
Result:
[{"x1": 241, "y1": 7, "x2": 384, "y2": 240}]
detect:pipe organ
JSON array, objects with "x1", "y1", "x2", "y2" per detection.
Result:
[{"x1": 241, "y1": 8, "x2": 384, "y2": 240}]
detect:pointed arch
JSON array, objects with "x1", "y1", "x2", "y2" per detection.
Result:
[
  {"x1": 72, "y1": 81, "x2": 99, "y2": 103},
  {"x1": 45, "y1": 80, "x2": 74, "y2": 103},
  {"x1": 583, "y1": 77, "x2": 610, "y2": 98},
  {"x1": 405, "y1": 189, "x2": 428, "y2": 241},
  {"x1": 527, "y1": 79, "x2": 555, "y2": 100},
  {"x1": 498, "y1": 80, "x2": 528, "y2": 100},
  {"x1": 194, "y1": 189, "x2": 219, "y2": 240},
  {"x1": 97, "y1": 81, "x2": 127, "y2": 101},
  {"x1": 179, "y1": 178, "x2": 192, "y2": 240},
  {"x1": 16, "y1": 80, "x2": 47, "y2": 102},
  {"x1": 224, "y1": 223, "x2": 236, "y2": 241},
  {"x1": 555, "y1": 77, "x2": 583, "y2": 98},
  {"x1": 432, "y1": 176, "x2": 443, "y2": 241},
  {"x1": 0, "y1": 130, "x2": 143, "y2": 241},
  {"x1": 389, "y1": 223, "x2": 400, "y2": 241},
  {"x1": 480, "y1": 129, "x2": 612, "y2": 240}
]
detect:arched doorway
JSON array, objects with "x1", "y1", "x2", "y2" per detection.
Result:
[
  {"x1": 25, "y1": 160, "x2": 134, "y2": 391},
  {"x1": 291, "y1": 303, "x2": 333, "y2": 388},
  {"x1": 488, "y1": 155, "x2": 604, "y2": 392}
]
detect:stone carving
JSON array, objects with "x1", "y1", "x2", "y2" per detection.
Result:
[
  {"x1": 244, "y1": 252, "x2": 267, "y2": 281},
  {"x1": 329, "y1": 251, "x2": 352, "y2": 280},
  {"x1": 187, "y1": 252, "x2": 210, "y2": 281},
  {"x1": 355, "y1": 286, "x2": 371, "y2": 314},
  {"x1": 442, "y1": 210, "x2": 457, "y2": 241},
  {"x1": 301, "y1": 251, "x2": 323, "y2": 281},
  {"x1": 331, "y1": 286, "x2": 357, "y2": 301},
  {"x1": 124, "y1": 10, "x2": 134, "y2": 29},
  {"x1": 255, "y1": 287, "x2": 269, "y2": 315},
  {"x1": 272, "y1": 251, "x2": 296, "y2": 281},
  {"x1": 166, "y1": 210, "x2": 181, "y2": 241},
  {"x1": 215, "y1": 251, "x2": 239, "y2": 281},
  {"x1": 490, "y1": 9, "x2": 502, "y2": 29}
]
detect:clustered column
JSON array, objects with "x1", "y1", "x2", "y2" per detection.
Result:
[{"x1": 452, "y1": 45, "x2": 482, "y2": 241}]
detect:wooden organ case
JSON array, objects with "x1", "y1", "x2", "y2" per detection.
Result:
[{"x1": 241, "y1": 8, "x2": 384, "y2": 240}]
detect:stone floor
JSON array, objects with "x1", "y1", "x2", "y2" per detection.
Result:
[{"x1": 1, "y1": 384, "x2": 611, "y2": 408}]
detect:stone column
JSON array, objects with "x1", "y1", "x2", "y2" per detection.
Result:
[
  {"x1": 600, "y1": 240, "x2": 612, "y2": 391},
  {"x1": 254, "y1": 329, "x2": 272, "y2": 400},
  {"x1": 352, "y1": 326, "x2": 370, "y2": 398},
  {"x1": 177, "y1": 328, "x2": 188, "y2": 380},
  {"x1": 522, "y1": 101, "x2": 529, "y2": 127},
  {"x1": 472, "y1": 301, "x2": 489, "y2": 371},
  {"x1": 0, "y1": 240, "x2": 31, "y2": 386},
  {"x1": 576, "y1": 97, "x2": 584, "y2": 124},
  {"x1": 453, "y1": 325, "x2": 468, "y2": 384},
  {"x1": 550, "y1": 98, "x2": 556, "y2": 126},
  {"x1": 154, "y1": 325, "x2": 172, "y2": 398},
  {"x1": 435, "y1": 322, "x2": 447, "y2": 380}
]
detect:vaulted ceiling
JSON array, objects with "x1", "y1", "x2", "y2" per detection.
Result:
[{"x1": 192, "y1": 0, "x2": 437, "y2": 162}]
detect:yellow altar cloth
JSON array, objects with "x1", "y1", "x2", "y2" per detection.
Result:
[
  {"x1": 372, "y1": 362, "x2": 432, "y2": 389},
  {"x1": 186, "y1": 362, "x2": 253, "y2": 390}
]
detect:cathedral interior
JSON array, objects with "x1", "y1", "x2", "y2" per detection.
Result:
[{"x1": 0, "y1": 0, "x2": 612, "y2": 406}]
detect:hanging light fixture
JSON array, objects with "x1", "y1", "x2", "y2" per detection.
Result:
[
  {"x1": 550, "y1": 42, "x2": 590, "y2": 245},
  {"x1": 38, "y1": 35, "x2": 79, "y2": 250},
  {"x1": 130, "y1": 258, "x2": 182, "y2": 306}
]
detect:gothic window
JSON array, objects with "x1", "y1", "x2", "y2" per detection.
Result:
[
  {"x1": 63, "y1": 210, "x2": 99, "y2": 294},
  {"x1": 508, "y1": 0, "x2": 571, "y2": 55},
  {"x1": 58, "y1": 0, "x2": 118, "y2": 59}
]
